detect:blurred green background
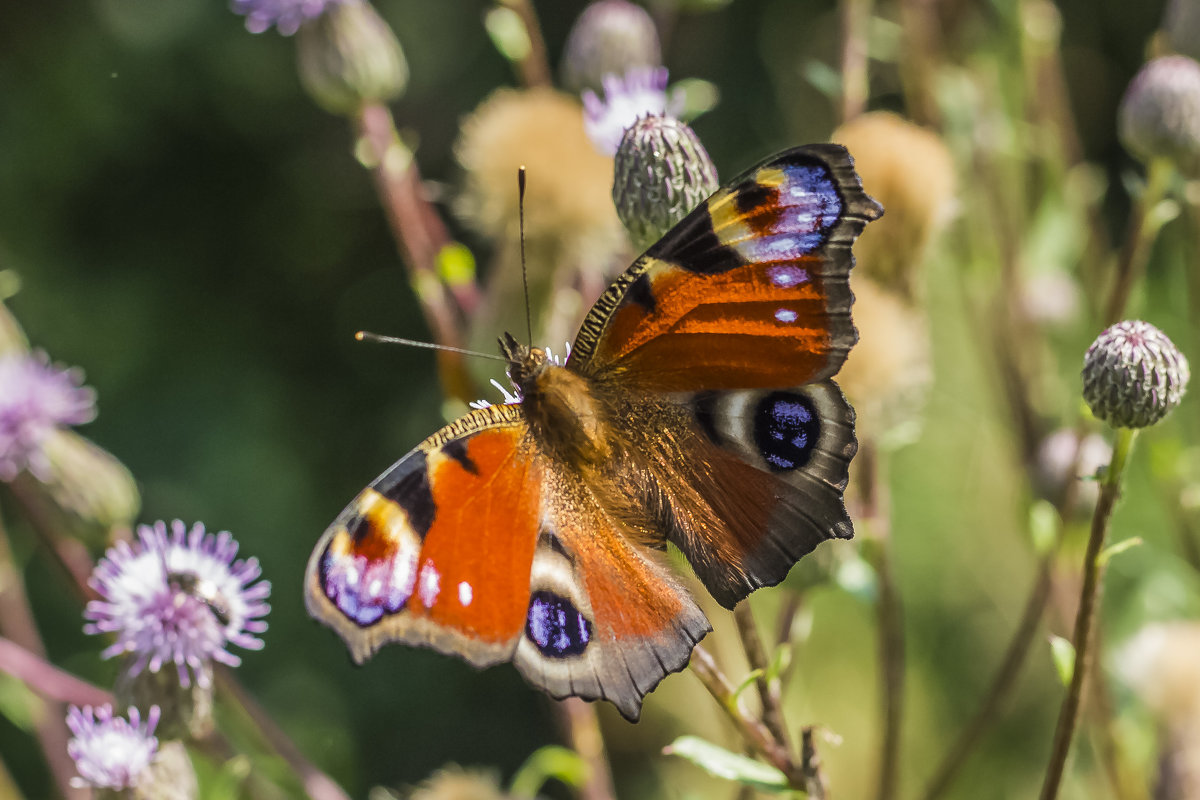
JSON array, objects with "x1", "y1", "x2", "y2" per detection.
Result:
[{"x1": 2, "y1": 0, "x2": 1197, "y2": 798}]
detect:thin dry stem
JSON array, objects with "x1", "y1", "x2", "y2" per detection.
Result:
[
  {"x1": 838, "y1": 0, "x2": 873, "y2": 124},
  {"x1": 688, "y1": 644, "x2": 801, "y2": 787},
  {"x1": 501, "y1": 0, "x2": 552, "y2": 88},
  {"x1": 1038, "y1": 428, "x2": 1135, "y2": 800},
  {"x1": 802, "y1": 727, "x2": 831, "y2": 800},
  {"x1": 0, "y1": 637, "x2": 111, "y2": 707},
  {"x1": 354, "y1": 103, "x2": 479, "y2": 402},
  {"x1": 732, "y1": 603, "x2": 791, "y2": 750}
]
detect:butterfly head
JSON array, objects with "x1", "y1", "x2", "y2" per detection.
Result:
[{"x1": 499, "y1": 332, "x2": 551, "y2": 395}]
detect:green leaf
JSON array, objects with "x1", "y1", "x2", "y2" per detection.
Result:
[
  {"x1": 1049, "y1": 635, "x2": 1075, "y2": 686},
  {"x1": 1098, "y1": 536, "x2": 1143, "y2": 566},
  {"x1": 672, "y1": 78, "x2": 721, "y2": 120},
  {"x1": 484, "y1": 7, "x2": 531, "y2": 63},
  {"x1": 509, "y1": 745, "x2": 589, "y2": 798},
  {"x1": 0, "y1": 673, "x2": 36, "y2": 732},
  {"x1": 801, "y1": 60, "x2": 842, "y2": 100},
  {"x1": 664, "y1": 736, "x2": 792, "y2": 793}
]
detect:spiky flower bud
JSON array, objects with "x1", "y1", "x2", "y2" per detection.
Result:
[
  {"x1": 612, "y1": 115, "x2": 718, "y2": 250},
  {"x1": 1082, "y1": 320, "x2": 1190, "y2": 429},
  {"x1": 1118, "y1": 56, "x2": 1200, "y2": 175},
  {"x1": 562, "y1": 0, "x2": 662, "y2": 94},
  {"x1": 295, "y1": 0, "x2": 408, "y2": 116}
]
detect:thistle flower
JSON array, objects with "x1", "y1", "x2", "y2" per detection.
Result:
[
  {"x1": 1082, "y1": 320, "x2": 1190, "y2": 429},
  {"x1": 231, "y1": 0, "x2": 349, "y2": 35},
  {"x1": 85, "y1": 520, "x2": 271, "y2": 689},
  {"x1": 612, "y1": 115, "x2": 718, "y2": 250},
  {"x1": 296, "y1": 0, "x2": 408, "y2": 115},
  {"x1": 1118, "y1": 55, "x2": 1200, "y2": 175},
  {"x1": 66, "y1": 704, "x2": 160, "y2": 790},
  {"x1": 0, "y1": 351, "x2": 96, "y2": 482},
  {"x1": 562, "y1": 0, "x2": 662, "y2": 94},
  {"x1": 832, "y1": 112, "x2": 956, "y2": 303},
  {"x1": 582, "y1": 66, "x2": 685, "y2": 156}
]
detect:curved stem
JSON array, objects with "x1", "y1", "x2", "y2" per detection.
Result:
[
  {"x1": 1104, "y1": 158, "x2": 1172, "y2": 326},
  {"x1": 688, "y1": 644, "x2": 801, "y2": 787},
  {"x1": 1039, "y1": 427, "x2": 1137, "y2": 800},
  {"x1": 733, "y1": 603, "x2": 790, "y2": 750}
]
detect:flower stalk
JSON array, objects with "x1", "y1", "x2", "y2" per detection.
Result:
[
  {"x1": 1038, "y1": 426, "x2": 1136, "y2": 800},
  {"x1": 1104, "y1": 157, "x2": 1173, "y2": 326}
]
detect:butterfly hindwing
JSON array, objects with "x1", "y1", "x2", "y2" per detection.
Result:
[
  {"x1": 667, "y1": 381, "x2": 857, "y2": 607},
  {"x1": 569, "y1": 144, "x2": 882, "y2": 391},
  {"x1": 305, "y1": 404, "x2": 542, "y2": 667},
  {"x1": 513, "y1": 463, "x2": 710, "y2": 721}
]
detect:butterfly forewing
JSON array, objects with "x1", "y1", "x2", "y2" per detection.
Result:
[{"x1": 568, "y1": 144, "x2": 882, "y2": 391}]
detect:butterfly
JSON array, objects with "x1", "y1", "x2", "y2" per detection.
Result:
[{"x1": 305, "y1": 144, "x2": 882, "y2": 721}]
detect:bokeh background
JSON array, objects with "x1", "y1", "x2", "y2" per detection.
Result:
[{"x1": 2, "y1": 0, "x2": 1198, "y2": 799}]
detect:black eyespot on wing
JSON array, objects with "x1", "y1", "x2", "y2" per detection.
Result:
[
  {"x1": 442, "y1": 438, "x2": 478, "y2": 475},
  {"x1": 526, "y1": 591, "x2": 592, "y2": 658},
  {"x1": 753, "y1": 391, "x2": 820, "y2": 472},
  {"x1": 627, "y1": 272, "x2": 657, "y2": 313},
  {"x1": 646, "y1": 211, "x2": 744, "y2": 275},
  {"x1": 372, "y1": 453, "x2": 436, "y2": 539}
]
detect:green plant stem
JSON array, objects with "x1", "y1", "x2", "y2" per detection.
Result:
[
  {"x1": 1039, "y1": 427, "x2": 1137, "y2": 800},
  {"x1": 732, "y1": 603, "x2": 791, "y2": 750},
  {"x1": 1104, "y1": 158, "x2": 1172, "y2": 326},
  {"x1": 687, "y1": 644, "x2": 801, "y2": 788}
]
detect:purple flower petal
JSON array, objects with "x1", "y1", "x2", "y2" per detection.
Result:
[{"x1": 84, "y1": 520, "x2": 271, "y2": 688}]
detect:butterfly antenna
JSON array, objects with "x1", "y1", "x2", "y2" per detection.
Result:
[
  {"x1": 519, "y1": 165, "x2": 532, "y2": 347},
  {"x1": 355, "y1": 331, "x2": 505, "y2": 362}
]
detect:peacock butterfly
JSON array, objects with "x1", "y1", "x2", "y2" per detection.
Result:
[{"x1": 304, "y1": 144, "x2": 883, "y2": 721}]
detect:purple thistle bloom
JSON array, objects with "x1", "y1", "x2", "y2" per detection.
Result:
[
  {"x1": 582, "y1": 66, "x2": 685, "y2": 156},
  {"x1": 66, "y1": 704, "x2": 160, "y2": 790},
  {"x1": 0, "y1": 351, "x2": 96, "y2": 482},
  {"x1": 231, "y1": 0, "x2": 350, "y2": 35},
  {"x1": 85, "y1": 520, "x2": 271, "y2": 688}
]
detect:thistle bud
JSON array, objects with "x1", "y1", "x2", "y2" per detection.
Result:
[
  {"x1": 1082, "y1": 320, "x2": 1190, "y2": 429},
  {"x1": 1118, "y1": 56, "x2": 1200, "y2": 175},
  {"x1": 612, "y1": 115, "x2": 718, "y2": 250},
  {"x1": 295, "y1": 0, "x2": 408, "y2": 116},
  {"x1": 562, "y1": 0, "x2": 662, "y2": 94}
]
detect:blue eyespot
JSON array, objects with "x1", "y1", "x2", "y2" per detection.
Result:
[
  {"x1": 754, "y1": 392, "x2": 819, "y2": 471},
  {"x1": 526, "y1": 591, "x2": 591, "y2": 658}
]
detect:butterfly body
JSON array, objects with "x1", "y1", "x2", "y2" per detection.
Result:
[{"x1": 307, "y1": 144, "x2": 882, "y2": 720}]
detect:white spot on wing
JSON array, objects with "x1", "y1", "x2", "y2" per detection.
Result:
[
  {"x1": 775, "y1": 308, "x2": 798, "y2": 323},
  {"x1": 767, "y1": 265, "x2": 809, "y2": 288},
  {"x1": 418, "y1": 559, "x2": 440, "y2": 608},
  {"x1": 458, "y1": 581, "x2": 473, "y2": 607}
]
